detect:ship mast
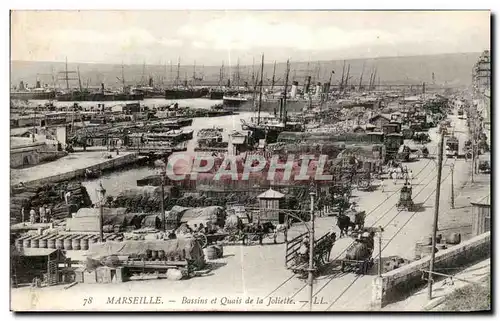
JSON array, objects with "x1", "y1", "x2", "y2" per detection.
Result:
[
  {"x1": 251, "y1": 57, "x2": 255, "y2": 91},
  {"x1": 257, "y1": 53, "x2": 264, "y2": 125},
  {"x1": 176, "y1": 57, "x2": 181, "y2": 87},
  {"x1": 271, "y1": 61, "x2": 276, "y2": 92},
  {"x1": 316, "y1": 61, "x2": 321, "y2": 83},
  {"x1": 65, "y1": 58, "x2": 69, "y2": 90},
  {"x1": 219, "y1": 61, "x2": 224, "y2": 87},
  {"x1": 236, "y1": 58, "x2": 240, "y2": 88},
  {"x1": 340, "y1": 60, "x2": 346, "y2": 92},
  {"x1": 141, "y1": 60, "x2": 146, "y2": 86},
  {"x1": 121, "y1": 63, "x2": 126, "y2": 89},
  {"x1": 345, "y1": 64, "x2": 351, "y2": 91},
  {"x1": 281, "y1": 59, "x2": 290, "y2": 123},
  {"x1": 359, "y1": 62, "x2": 365, "y2": 91},
  {"x1": 77, "y1": 67, "x2": 82, "y2": 92},
  {"x1": 58, "y1": 57, "x2": 77, "y2": 91},
  {"x1": 163, "y1": 60, "x2": 167, "y2": 86},
  {"x1": 192, "y1": 60, "x2": 196, "y2": 86}
]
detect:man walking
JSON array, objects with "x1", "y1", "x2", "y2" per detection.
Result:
[
  {"x1": 29, "y1": 208, "x2": 36, "y2": 224},
  {"x1": 46, "y1": 205, "x2": 52, "y2": 222}
]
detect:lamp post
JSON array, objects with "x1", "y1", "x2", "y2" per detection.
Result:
[
  {"x1": 377, "y1": 226, "x2": 384, "y2": 277},
  {"x1": 450, "y1": 161, "x2": 455, "y2": 209},
  {"x1": 308, "y1": 188, "x2": 316, "y2": 312},
  {"x1": 97, "y1": 182, "x2": 106, "y2": 242},
  {"x1": 428, "y1": 129, "x2": 445, "y2": 300},
  {"x1": 160, "y1": 167, "x2": 166, "y2": 232}
]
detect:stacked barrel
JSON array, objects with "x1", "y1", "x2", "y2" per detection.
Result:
[{"x1": 15, "y1": 233, "x2": 125, "y2": 251}]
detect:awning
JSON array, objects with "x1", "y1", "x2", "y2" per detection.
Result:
[{"x1": 17, "y1": 248, "x2": 59, "y2": 257}]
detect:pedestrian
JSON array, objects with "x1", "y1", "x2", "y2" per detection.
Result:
[
  {"x1": 380, "y1": 178, "x2": 385, "y2": 193},
  {"x1": 29, "y1": 208, "x2": 36, "y2": 224},
  {"x1": 39, "y1": 205, "x2": 46, "y2": 223},
  {"x1": 64, "y1": 191, "x2": 71, "y2": 205},
  {"x1": 392, "y1": 171, "x2": 397, "y2": 185},
  {"x1": 46, "y1": 206, "x2": 52, "y2": 222}
]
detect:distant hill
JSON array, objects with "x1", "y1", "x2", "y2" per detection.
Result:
[{"x1": 10, "y1": 52, "x2": 480, "y2": 89}]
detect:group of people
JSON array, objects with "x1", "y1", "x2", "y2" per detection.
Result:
[
  {"x1": 380, "y1": 164, "x2": 413, "y2": 195},
  {"x1": 23, "y1": 205, "x2": 52, "y2": 224}
]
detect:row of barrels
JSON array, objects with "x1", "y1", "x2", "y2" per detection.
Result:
[{"x1": 15, "y1": 233, "x2": 124, "y2": 251}]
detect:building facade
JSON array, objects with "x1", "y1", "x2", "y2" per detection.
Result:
[{"x1": 473, "y1": 50, "x2": 491, "y2": 95}]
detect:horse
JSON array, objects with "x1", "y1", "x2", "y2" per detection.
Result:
[
  {"x1": 354, "y1": 211, "x2": 366, "y2": 231},
  {"x1": 337, "y1": 214, "x2": 356, "y2": 238}
]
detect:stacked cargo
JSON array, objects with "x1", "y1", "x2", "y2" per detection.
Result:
[{"x1": 10, "y1": 182, "x2": 92, "y2": 223}]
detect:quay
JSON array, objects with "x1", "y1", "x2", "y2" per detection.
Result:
[{"x1": 10, "y1": 151, "x2": 141, "y2": 187}]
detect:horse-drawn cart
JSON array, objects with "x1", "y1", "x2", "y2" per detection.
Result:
[
  {"x1": 397, "y1": 181, "x2": 414, "y2": 211},
  {"x1": 193, "y1": 232, "x2": 230, "y2": 248},
  {"x1": 286, "y1": 232, "x2": 337, "y2": 277},
  {"x1": 339, "y1": 232, "x2": 375, "y2": 274},
  {"x1": 357, "y1": 172, "x2": 372, "y2": 191}
]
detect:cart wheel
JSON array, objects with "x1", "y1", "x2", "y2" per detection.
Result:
[{"x1": 197, "y1": 234, "x2": 208, "y2": 248}]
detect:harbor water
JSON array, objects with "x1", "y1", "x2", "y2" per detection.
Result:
[{"x1": 79, "y1": 98, "x2": 271, "y2": 203}]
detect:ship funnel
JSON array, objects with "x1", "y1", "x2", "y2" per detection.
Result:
[
  {"x1": 149, "y1": 77, "x2": 153, "y2": 87},
  {"x1": 323, "y1": 82, "x2": 331, "y2": 94},
  {"x1": 19, "y1": 81, "x2": 25, "y2": 90},
  {"x1": 101, "y1": 83, "x2": 105, "y2": 93},
  {"x1": 315, "y1": 82, "x2": 322, "y2": 96},
  {"x1": 36, "y1": 81, "x2": 41, "y2": 89},
  {"x1": 291, "y1": 81, "x2": 298, "y2": 98},
  {"x1": 304, "y1": 76, "x2": 311, "y2": 93}
]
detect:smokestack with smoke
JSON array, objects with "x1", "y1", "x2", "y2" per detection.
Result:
[{"x1": 291, "y1": 81, "x2": 298, "y2": 99}]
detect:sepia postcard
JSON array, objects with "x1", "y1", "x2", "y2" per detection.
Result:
[{"x1": 9, "y1": 10, "x2": 491, "y2": 312}]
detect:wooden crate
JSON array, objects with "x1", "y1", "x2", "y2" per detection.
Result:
[
  {"x1": 96, "y1": 266, "x2": 112, "y2": 284},
  {"x1": 75, "y1": 267, "x2": 85, "y2": 283},
  {"x1": 83, "y1": 270, "x2": 97, "y2": 284}
]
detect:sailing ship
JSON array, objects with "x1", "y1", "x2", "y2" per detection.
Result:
[
  {"x1": 55, "y1": 61, "x2": 144, "y2": 101},
  {"x1": 239, "y1": 56, "x2": 305, "y2": 144}
]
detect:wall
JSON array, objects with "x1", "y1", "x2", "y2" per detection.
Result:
[
  {"x1": 10, "y1": 148, "x2": 39, "y2": 168},
  {"x1": 21, "y1": 153, "x2": 138, "y2": 186},
  {"x1": 371, "y1": 232, "x2": 491, "y2": 309},
  {"x1": 471, "y1": 204, "x2": 490, "y2": 236}
]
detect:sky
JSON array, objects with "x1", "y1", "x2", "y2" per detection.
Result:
[{"x1": 11, "y1": 10, "x2": 491, "y2": 66}]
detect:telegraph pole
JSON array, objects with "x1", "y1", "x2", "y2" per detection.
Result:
[
  {"x1": 428, "y1": 130, "x2": 445, "y2": 300},
  {"x1": 450, "y1": 162, "x2": 455, "y2": 209},
  {"x1": 160, "y1": 169, "x2": 166, "y2": 232},
  {"x1": 471, "y1": 108, "x2": 476, "y2": 183},
  {"x1": 98, "y1": 183, "x2": 106, "y2": 243},
  {"x1": 257, "y1": 53, "x2": 264, "y2": 125},
  {"x1": 377, "y1": 226, "x2": 383, "y2": 276},
  {"x1": 308, "y1": 190, "x2": 316, "y2": 311}
]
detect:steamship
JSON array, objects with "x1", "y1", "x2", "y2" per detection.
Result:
[
  {"x1": 222, "y1": 81, "x2": 314, "y2": 113},
  {"x1": 56, "y1": 84, "x2": 144, "y2": 102},
  {"x1": 165, "y1": 87, "x2": 210, "y2": 99},
  {"x1": 11, "y1": 89, "x2": 56, "y2": 100},
  {"x1": 10, "y1": 81, "x2": 56, "y2": 100}
]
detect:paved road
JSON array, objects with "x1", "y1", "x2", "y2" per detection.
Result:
[{"x1": 11, "y1": 116, "x2": 474, "y2": 312}]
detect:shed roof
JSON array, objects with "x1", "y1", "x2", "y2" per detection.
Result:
[
  {"x1": 258, "y1": 188, "x2": 285, "y2": 199},
  {"x1": 369, "y1": 114, "x2": 391, "y2": 122},
  {"x1": 471, "y1": 193, "x2": 490, "y2": 207},
  {"x1": 17, "y1": 248, "x2": 59, "y2": 257}
]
